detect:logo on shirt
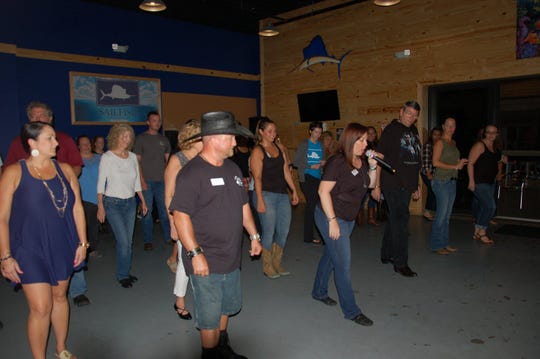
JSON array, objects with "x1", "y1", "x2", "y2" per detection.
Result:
[
  {"x1": 400, "y1": 131, "x2": 421, "y2": 164},
  {"x1": 234, "y1": 176, "x2": 244, "y2": 188},
  {"x1": 308, "y1": 151, "x2": 321, "y2": 160}
]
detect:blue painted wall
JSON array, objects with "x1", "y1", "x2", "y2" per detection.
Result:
[{"x1": 0, "y1": 0, "x2": 260, "y2": 158}]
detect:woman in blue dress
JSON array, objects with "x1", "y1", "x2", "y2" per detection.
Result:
[{"x1": 0, "y1": 122, "x2": 88, "y2": 359}]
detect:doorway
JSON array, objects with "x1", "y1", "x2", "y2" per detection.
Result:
[{"x1": 427, "y1": 75, "x2": 540, "y2": 214}]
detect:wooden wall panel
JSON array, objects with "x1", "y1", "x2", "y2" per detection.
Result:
[
  {"x1": 162, "y1": 92, "x2": 257, "y2": 131},
  {"x1": 261, "y1": 0, "x2": 540, "y2": 213}
]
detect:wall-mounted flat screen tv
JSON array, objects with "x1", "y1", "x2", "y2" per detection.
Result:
[{"x1": 297, "y1": 89, "x2": 340, "y2": 122}]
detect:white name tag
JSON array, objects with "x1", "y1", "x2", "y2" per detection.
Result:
[{"x1": 210, "y1": 178, "x2": 225, "y2": 186}]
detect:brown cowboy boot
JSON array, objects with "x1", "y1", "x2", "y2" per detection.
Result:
[
  {"x1": 262, "y1": 248, "x2": 280, "y2": 279},
  {"x1": 272, "y1": 243, "x2": 290, "y2": 276}
]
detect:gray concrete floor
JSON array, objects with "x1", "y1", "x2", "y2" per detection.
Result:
[{"x1": 1, "y1": 206, "x2": 539, "y2": 359}]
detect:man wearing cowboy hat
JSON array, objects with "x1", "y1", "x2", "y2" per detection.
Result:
[{"x1": 170, "y1": 111, "x2": 262, "y2": 359}]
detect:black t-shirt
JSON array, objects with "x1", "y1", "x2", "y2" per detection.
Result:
[
  {"x1": 320, "y1": 153, "x2": 369, "y2": 221},
  {"x1": 377, "y1": 120, "x2": 421, "y2": 192},
  {"x1": 169, "y1": 156, "x2": 248, "y2": 275}
]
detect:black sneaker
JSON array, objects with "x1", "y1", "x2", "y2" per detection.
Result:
[
  {"x1": 352, "y1": 313, "x2": 373, "y2": 326},
  {"x1": 73, "y1": 294, "x2": 90, "y2": 307}
]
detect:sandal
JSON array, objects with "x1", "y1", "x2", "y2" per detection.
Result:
[
  {"x1": 173, "y1": 303, "x2": 192, "y2": 320},
  {"x1": 474, "y1": 233, "x2": 494, "y2": 245},
  {"x1": 56, "y1": 350, "x2": 78, "y2": 359}
]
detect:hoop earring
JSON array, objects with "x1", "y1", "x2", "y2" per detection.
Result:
[{"x1": 31, "y1": 149, "x2": 40, "y2": 157}]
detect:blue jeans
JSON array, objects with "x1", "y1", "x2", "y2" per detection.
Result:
[
  {"x1": 472, "y1": 183, "x2": 496, "y2": 230},
  {"x1": 68, "y1": 269, "x2": 87, "y2": 298},
  {"x1": 253, "y1": 191, "x2": 291, "y2": 250},
  {"x1": 104, "y1": 196, "x2": 136, "y2": 280},
  {"x1": 141, "y1": 180, "x2": 170, "y2": 244},
  {"x1": 429, "y1": 179, "x2": 456, "y2": 251},
  {"x1": 312, "y1": 206, "x2": 362, "y2": 320},
  {"x1": 381, "y1": 188, "x2": 411, "y2": 267}
]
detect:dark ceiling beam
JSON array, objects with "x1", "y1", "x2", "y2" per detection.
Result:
[{"x1": 272, "y1": 0, "x2": 368, "y2": 26}]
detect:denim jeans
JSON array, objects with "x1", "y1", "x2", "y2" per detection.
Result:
[
  {"x1": 299, "y1": 174, "x2": 321, "y2": 242},
  {"x1": 104, "y1": 196, "x2": 136, "y2": 280},
  {"x1": 253, "y1": 191, "x2": 291, "y2": 250},
  {"x1": 381, "y1": 188, "x2": 412, "y2": 267},
  {"x1": 312, "y1": 206, "x2": 362, "y2": 320},
  {"x1": 141, "y1": 180, "x2": 171, "y2": 244},
  {"x1": 472, "y1": 183, "x2": 496, "y2": 230},
  {"x1": 68, "y1": 269, "x2": 87, "y2": 298},
  {"x1": 429, "y1": 179, "x2": 456, "y2": 251},
  {"x1": 421, "y1": 173, "x2": 437, "y2": 212}
]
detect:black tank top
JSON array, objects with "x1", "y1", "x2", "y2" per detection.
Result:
[
  {"x1": 474, "y1": 142, "x2": 500, "y2": 184},
  {"x1": 260, "y1": 144, "x2": 288, "y2": 194}
]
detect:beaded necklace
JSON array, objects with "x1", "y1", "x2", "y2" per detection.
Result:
[{"x1": 31, "y1": 161, "x2": 68, "y2": 218}]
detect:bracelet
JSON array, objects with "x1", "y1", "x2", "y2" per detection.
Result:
[
  {"x1": 79, "y1": 242, "x2": 90, "y2": 248},
  {"x1": 187, "y1": 246, "x2": 204, "y2": 259},
  {"x1": 374, "y1": 185, "x2": 381, "y2": 188},
  {"x1": 327, "y1": 216, "x2": 336, "y2": 222},
  {"x1": 0, "y1": 253, "x2": 12, "y2": 262},
  {"x1": 369, "y1": 166, "x2": 377, "y2": 171},
  {"x1": 249, "y1": 233, "x2": 261, "y2": 241}
]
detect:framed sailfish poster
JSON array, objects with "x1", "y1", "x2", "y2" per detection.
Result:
[{"x1": 69, "y1": 72, "x2": 161, "y2": 124}]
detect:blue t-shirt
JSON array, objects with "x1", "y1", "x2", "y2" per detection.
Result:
[
  {"x1": 79, "y1": 154, "x2": 101, "y2": 204},
  {"x1": 305, "y1": 140, "x2": 323, "y2": 179}
]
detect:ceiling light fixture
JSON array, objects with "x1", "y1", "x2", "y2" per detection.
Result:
[
  {"x1": 139, "y1": 0, "x2": 167, "y2": 12},
  {"x1": 258, "y1": 23, "x2": 279, "y2": 37},
  {"x1": 374, "y1": 0, "x2": 401, "y2": 6}
]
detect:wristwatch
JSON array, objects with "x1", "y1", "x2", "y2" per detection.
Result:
[{"x1": 187, "y1": 246, "x2": 204, "y2": 259}]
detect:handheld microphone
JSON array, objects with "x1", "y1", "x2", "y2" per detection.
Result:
[{"x1": 365, "y1": 150, "x2": 396, "y2": 174}]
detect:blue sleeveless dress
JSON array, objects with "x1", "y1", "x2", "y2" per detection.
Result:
[{"x1": 9, "y1": 160, "x2": 80, "y2": 285}]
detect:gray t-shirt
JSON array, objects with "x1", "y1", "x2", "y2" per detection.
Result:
[
  {"x1": 133, "y1": 132, "x2": 171, "y2": 181},
  {"x1": 169, "y1": 156, "x2": 248, "y2": 275}
]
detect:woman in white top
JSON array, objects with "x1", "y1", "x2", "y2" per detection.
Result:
[{"x1": 97, "y1": 124, "x2": 148, "y2": 288}]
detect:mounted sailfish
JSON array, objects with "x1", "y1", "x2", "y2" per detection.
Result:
[{"x1": 293, "y1": 35, "x2": 351, "y2": 79}]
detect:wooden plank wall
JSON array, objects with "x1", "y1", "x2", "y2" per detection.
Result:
[
  {"x1": 162, "y1": 92, "x2": 257, "y2": 131},
  {"x1": 260, "y1": 0, "x2": 540, "y2": 213}
]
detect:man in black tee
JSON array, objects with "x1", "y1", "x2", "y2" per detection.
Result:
[
  {"x1": 170, "y1": 111, "x2": 261, "y2": 359},
  {"x1": 372, "y1": 100, "x2": 422, "y2": 277}
]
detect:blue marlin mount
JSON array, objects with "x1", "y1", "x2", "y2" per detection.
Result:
[{"x1": 293, "y1": 35, "x2": 351, "y2": 79}]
